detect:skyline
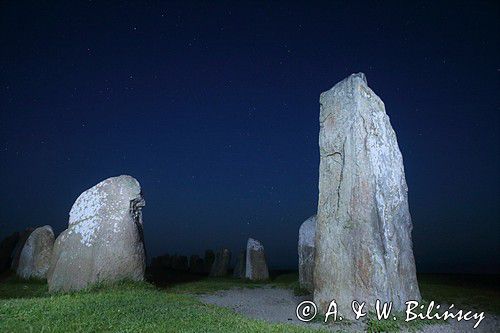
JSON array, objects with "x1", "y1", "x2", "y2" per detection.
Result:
[{"x1": 1, "y1": 1, "x2": 498, "y2": 273}]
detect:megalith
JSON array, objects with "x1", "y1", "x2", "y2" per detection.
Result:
[
  {"x1": 209, "y1": 248, "x2": 231, "y2": 277},
  {"x1": 298, "y1": 215, "x2": 316, "y2": 292},
  {"x1": 233, "y1": 250, "x2": 246, "y2": 278},
  {"x1": 245, "y1": 238, "x2": 269, "y2": 281},
  {"x1": 17, "y1": 225, "x2": 55, "y2": 279},
  {"x1": 48, "y1": 175, "x2": 146, "y2": 292},
  {"x1": 314, "y1": 73, "x2": 421, "y2": 318}
]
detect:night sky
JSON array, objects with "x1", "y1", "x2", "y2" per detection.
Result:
[{"x1": 1, "y1": 1, "x2": 498, "y2": 273}]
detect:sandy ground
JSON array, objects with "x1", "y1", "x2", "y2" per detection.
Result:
[{"x1": 198, "y1": 287, "x2": 500, "y2": 332}]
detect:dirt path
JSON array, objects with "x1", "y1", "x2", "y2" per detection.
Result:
[{"x1": 198, "y1": 287, "x2": 500, "y2": 332}]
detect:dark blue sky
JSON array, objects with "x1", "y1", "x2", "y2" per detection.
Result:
[{"x1": 1, "y1": 1, "x2": 498, "y2": 273}]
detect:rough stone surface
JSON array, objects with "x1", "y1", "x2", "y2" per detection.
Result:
[
  {"x1": 314, "y1": 73, "x2": 421, "y2": 318},
  {"x1": 210, "y1": 248, "x2": 231, "y2": 277},
  {"x1": 245, "y1": 238, "x2": 269, "y2": 281},
  {"x1": 48, "y1": 175, "x2": 146, "y2": 292},
  {"x1": 0, "y1": 231, "x2": 20, "y2": 273},
  {"x1": 10, "y1": 228, "x2": 34, "y2": 271},
  {"x1": 233, "y1": 250, "x2": 246, "y2": 278},
  {"x1": 204, "y1": 249, "x2": 215, "y2": 273},
  {"x1": 298, "y1": 215, "x2": 316, "y2": 292},
  {"x1": 17, "y1": 225, "x2": 55, "y2": 279}
]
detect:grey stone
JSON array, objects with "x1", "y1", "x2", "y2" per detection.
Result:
[
  {"x1": 314, "y1": 73, "x2": 421, "y2": 318},
  {"x1": 245, "y1": 238, "x2": 269, "y2": 281},
  {"x1": 233, "y1": 250, "x2": 246, "y2": 278},
  {"x1": 0, "y1": 231, "x2": 19, "y2": 273},
  {"x1": 10, "y1": 228, "x2": 34, "y2": 271},
  {"x1": 298, "y1": 215, "x2": 316, "y2": 292},
  {"x1": 210, "y1": 248, "x2": 231, "y2": 277},
  {"x1": 48, "y1": 175, "x2": 146, "y2": 292},
  {"x1": 204, "y1": 249, "x2": 215, "y2": 273},
  {"x1": 17, "y1": 225, "x2": 55, "y2": 279}
]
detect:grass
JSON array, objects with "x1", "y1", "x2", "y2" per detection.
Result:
[
  {"x1": 0, "y1": 271, "x2": 498, "y2": 332},
  {"x1": 0, "y1": 273, "x2": 325, "y2": 333}
]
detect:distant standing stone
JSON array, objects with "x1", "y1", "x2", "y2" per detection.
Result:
[
  {"x1": 298, "y1": 215, "x2": 316, "y2": 292},
  {"x1": 10, "y1": 227, "x2": 34, "y2": 271},
  {"x1": 209, "y1": 248, "x2": 231, "y2": 277},
  {"x1": 172, "y1": 255, "x2": 189, "y2": 271},
  {"x1": 48, "y1": 175, "x2": 146, "y2": 292},
  {"x1": 233, "y1": 250, "x2": 246, "y2": 278},
  {"x1": 17, "y1": 225, "x2": 55, "y2": 279},
  {"x1": 204, "y1": 249, "x2": 215, "y2": 274},
  {"x1": 0, "y1": 231, "x2": 20, "y2": 273},
  {"x1": 189, "y1": 255, "x2": 204, "y2": 274},
  {"x1": 245, "y1": 238, "x2": 269, "y2": 281},
  {"x1": 314, "y1": 73, "x2": 421, "y2": 318}
]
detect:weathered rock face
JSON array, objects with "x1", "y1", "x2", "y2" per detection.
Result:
[
  {"x1": 48, "y1": 175, "x2": 146, "y2": 292},
  {"x1": 298, "y1": 215, "x2": 316, "y2": 292},
  {"x1": 245, "y1": 238, "x2": 269, "y2": 281},
  {"x1": 233, "y1": 250, "x2": 246, "y2": 278},
  {"x1": 10, "y1": 228, "x2": 34, "y2": 271},
  {"x1": 314, "y1": 73, "x2": 421, "y2": 318},
  {"x1": 204, "y1": 249, "x2": 215, "y2": 273},
  {"x1": 17, "y1": 225, "x2": 55, "y2": 279},
  {"x1": 0, "y1": 231, "x2": 20, "y2": 273},
  {"x1": 209, "y1": 248, "x2": 231, "y2": 277}
]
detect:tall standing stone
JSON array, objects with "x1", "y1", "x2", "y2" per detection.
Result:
[
  {"x1": 17, "y1": 225, "x2": 55, "y2": 279},
  {"x1": 48, "y1": 175, "x2": 146, "y2": 292},
  {"x1": 314, "y1": 73, "x2": 420, "y2": 318},
  {"x1": 209, "y1": 248, "x2": 231, "y2": 277},
  {"x1": 298, "y1": 215, "x2": 316, "y2": 292},
  {"x1": 233, "y1": 250, "x2": 246, "y2": 278},
  {"x1": 245, "y1": 238, "x2": 269, "y2": 281}
]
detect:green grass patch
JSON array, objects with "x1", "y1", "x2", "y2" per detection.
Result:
[{"x1": 0, "y1": 277, "x2": 325, "y2": 333}]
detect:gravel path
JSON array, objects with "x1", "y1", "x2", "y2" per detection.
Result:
[{"x1": 198, "y1": 287, "x2": 500, "y2": 332}]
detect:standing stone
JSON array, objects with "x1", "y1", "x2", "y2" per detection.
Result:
[
  {"x1": 245, "y1": 238, "x2": 269, "y2": 281},
  {"x1": 151, "y1": 254, "x2": 171, "y2": 269},
  {"x1": 314, "y1": 73, "x2": 421, "y2": 318},
  {"x1": 189, "y1": 255, "x2": 204, "y2": 274},
  {"x1": 298, "y1": 215, "x2": 316, "y2": 292},
  {"x1": 10, "y1": 228, "x2": 34, "y2": 271},
  {"x1": 0, "y1": 231, "x2": 20, "y2": 273},
  {"x1": 204, "y1": 249, "x2": 215, "y2": 274},
  {"x1": 209, "y1": 248, "x2": 231, "y2": 277},
  {"x1": 233, "y1": 250, "x2": 246, "y2": 278},
  {"x1": 17, "y1": 225, "x2": 55, "y2": 279},
  {"x1": 48, "y1": 175, "x2": 146, "y2": 292}
]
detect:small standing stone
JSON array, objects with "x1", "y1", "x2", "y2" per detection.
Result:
[
  {"x1": 189, "y1": 255, "x2": 204, "y2": 274},
  {"x1": 233, "y1": 250, "x2": 246, "y2": 278},
  {"x1": 245, "y1": 238, "x2": 269, "y2": 281},
  {"x1": 204, "y1": 249, "x2": 215, "y2": 273},
  {"x1": 298, "y1": 215, "x2": 316, "y2": 292},
  {"x1": 209, "y1": 248, "x2": 231, "y2": 277},
  {"x1": 17, "y1": 225, "x2": 55, "y2": 279}
]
